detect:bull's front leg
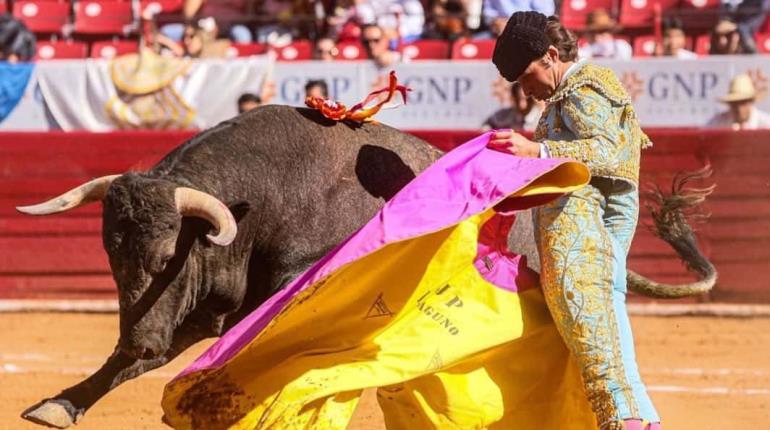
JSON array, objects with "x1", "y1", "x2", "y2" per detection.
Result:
[{"x1": 21, "y1": 317, "x2": 216, "y2": 429}]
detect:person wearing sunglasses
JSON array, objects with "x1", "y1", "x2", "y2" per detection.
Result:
[{"x1": 361, "y1": 24, "x2": 401, "y2": 68}]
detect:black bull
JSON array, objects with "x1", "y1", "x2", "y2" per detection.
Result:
[{"x1": 17, "y1": 105, "x2": 714, "y2": 428}]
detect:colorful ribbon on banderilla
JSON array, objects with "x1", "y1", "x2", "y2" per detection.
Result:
[{"x1": 305, "y1": 70, "x2": 410, "y2": 122}]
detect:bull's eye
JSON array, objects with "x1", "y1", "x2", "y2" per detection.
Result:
[
  {"x1": 160, "y1": 254, "x2": 173, "y2": 268},
  {"x1": 147, "y1": 251, "x2": 174, "y2": 275},
  {"x1": 158, "y1": 252, "x2": 175, "y2": 272}
]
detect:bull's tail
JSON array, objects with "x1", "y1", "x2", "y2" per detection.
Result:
[{"x1": 627, "y1": 165, "x2": 718, "y2": 299}]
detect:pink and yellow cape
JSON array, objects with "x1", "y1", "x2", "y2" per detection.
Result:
[{"x1": 161, "y1": 133, "x2": 598, "y2": 429}]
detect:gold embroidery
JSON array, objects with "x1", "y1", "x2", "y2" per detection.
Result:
[
  {"x1": 538, "y1": 63, "x2": 650, "y2": 187},
  {"x1": 536, "y1": 185, "x2": 641, "y2": 427}
]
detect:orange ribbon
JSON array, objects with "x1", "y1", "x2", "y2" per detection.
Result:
[{"x1": 305, "y1": 71, "x2": 409, "y2": 123}]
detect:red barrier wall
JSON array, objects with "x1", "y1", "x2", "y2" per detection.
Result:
[{"x1": 1, "y1": 129, "x2": 768, "y2": 302}]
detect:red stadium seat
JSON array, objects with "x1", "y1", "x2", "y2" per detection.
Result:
[
  {"x1": 35, "y1": 40, "x2": 88, "y2": 59},
  {"x1": 560, "y1": 0, "x2": 616, "y2": 30},
  {"x1": 74, "y1": 1, "x2": 134, "y2": 35},
  {"x1": 273, "y1": 40, "x2": 312, "y2": 61},
  {"x1": 678, "y1": 0, "x2": 720, "y2": 29},
  {"x1": 13, "y1": 1, "x2": 70, "y2": 34},
  {"x1": 619, "y1": 0, "x2": 678, "y2": 28},
  {"x1": 336, "y1": 41, "x2": 367, "y2": 60},
  {"x1": 451, "y1": 39, "x2": 495, "y2": 60},
  {"x1": 695, "y1": 34, "x2": 711, "y2": 55},
  {"x1": 633, "y1": 34, "x2": 658, "y2": 56},
  {"x1": 225, "y1": 43, "x2": 268, "y2": 58},
  {"x1": 399, "y1": 40, "x2": 450, "y2": 60},
  {"x1": 756, "y1": 34, "x2": 770, "y2": 54},
  {"x1": 0, "y1": 1, "x2": 7, "y2": 14},
  {"x1": 679, "y1": 0, "x2": 720, "y2": 10},
  {"x1": 90, "y1": 39, "x2": 138, "y2": 58},
  {"x1": 633, "y1": 34, "x2": 693, "y2": 56},
  {"x1": 139, "y1": 0, "x2": 183, "y2": 16}
]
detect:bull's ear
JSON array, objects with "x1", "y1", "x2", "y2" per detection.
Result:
[{"x1": 229, "y1": 201, "x2": 250, "y2": 223}]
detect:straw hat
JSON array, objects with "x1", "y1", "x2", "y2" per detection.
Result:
[
  {"x1": 111, "y1": 48, "x2": 191, "y2": 95},
  {"x1": 719, "y1": 74, "x2": 757, "y2": 103},
  {"x1": 585, "y1": 9, "x2": 620, "y2": 33}
]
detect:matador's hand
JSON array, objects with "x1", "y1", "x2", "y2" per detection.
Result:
[{"x1": 488, "y1": 129, "x2": 540, "y2": 158}]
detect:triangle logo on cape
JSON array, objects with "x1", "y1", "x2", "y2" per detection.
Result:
[
  {"x1": 365, "y1": 292, "x2": 394, "y2": 319},
  {"x1": 425, "y1": 348, "x2": 444, "y2": 372}
]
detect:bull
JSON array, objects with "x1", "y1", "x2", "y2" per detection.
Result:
[{"x1": 17, "y1": 105, "x2": 716, "y2": 428}]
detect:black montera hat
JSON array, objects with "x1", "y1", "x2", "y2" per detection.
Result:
[{"x1": 492, "y1": 11, "x2": 550, "y2": 82}]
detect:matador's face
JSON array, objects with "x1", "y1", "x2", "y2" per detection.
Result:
[{"x1": 515, "y1": 49, "x2": 561, "y2": 102}]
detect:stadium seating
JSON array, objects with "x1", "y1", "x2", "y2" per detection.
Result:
[
  {"x1": 619, "y1": 0, "x2": 678, "y2": 28},
  {"x1": 451, "y1": 39, "x2": 495, "y2": 60},
  {"x1": 225, "y1": 43, "x2": 268, "y2": 58},
  {"x1": 13, "y1": 0, "x2": 71, "y2": 34},
  {"x1": 633, "y1": 34, "x2": 693, "y2": 56},
  {"x1": 273, "y1": 40, "x2": 313, "y2": 61},
  {"x1": 139, "y1": 0, "x2": 183, "y2": 16},
  {"x1": 678, "y1": 0, "x2": 720, "y2": 30},
  {"x1": 695, "y1": 34, "x2": 711, "y2": 55},
  {"x1": 73, "y1": 1, "x2": 134, "y2": 35},
  {"x1": 561, "y1": 0, "x2": 616, "y2": 30},
  {"x1": 35, "y1": 40, "x2": 88, "y2": 59},
  {"x1": 756, "y1": 34, "x2": 770, "y2": 54},
  {"x1": 633, "y1": 34, "x2": 658, "y2": 56},
  {"x1": 336, "y1": 41, "x2": 367, "y2": 60},
  {"x1": 90, "y1": 39, "x2": 139, "y2": 58},
  {"x1": 399, "y1": 39, "x2": 450, "y2": 60}
]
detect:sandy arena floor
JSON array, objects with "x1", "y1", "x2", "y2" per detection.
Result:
[{"x1": 1, "y1": 313, "x2": 768, "y2": 430}]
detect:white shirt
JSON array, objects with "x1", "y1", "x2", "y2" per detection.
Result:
[
  {"x1": 706, "y1": 106, "x2": 770, "y2": 130},
  {"x1": 578, "y1": 39, "x2": 633, "y2": 61},
  {"x1": 673, "y1": 49, "x2": 698, "y2": 59},
  {"x1": 355, "y1": 0, "x2": 425, "y2": 40}
]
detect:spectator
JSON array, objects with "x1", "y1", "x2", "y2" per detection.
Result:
[
  {"x1": 238, "y1": 93, "x2": 263, "y2": 113},
  {"x1": 161, "y1": 0, "x2": 254, "y2": 43},
  {"x1": 305, "y1": 79, "x2": 329, "y2": 98},
  {"x1": 361, "y1": 24, "x2": 402, "y2": 68},
  {"x1": 0, "y1": 15, "x2": 35, "y2": 63},
  {"x1": 424, "y1": 0, "x2": 470, "y2": 41},
  {"x1": 463, "y1": 0, "x2": 484, "y2": 31},
  {"x1": 255, "y1": 0, "x2": 313, "y2": 45},
  {"x1": 355, "y1": 0, "x2": 426, "y2": 43},
  {"x1": 482, "y1": 0, "x2": 554, "y2": 38},
  {"x1": 158, "y1": 18, "x2": 231, "y2": 58},
  {"x1": 709, "y1": 19, "x2": 743, "y2": 55},
  {"x1": 721, "y1": 0, "x2": 770, "y2": 53},
  {"x1": 313, "y1": 37, "x2": 339, "y2": 61},
  {"x1": 656, "y1": 17, "x2": 697, "y2": 59},
  {"x1": 577, "y1": 9, "x2": 632, "y2": 60},
  {"x1": 707, "y1": 74, "x2": 770, "y2": 129},
  {"x1": 483, "y1": 82, "x2": 544, "y2": 131},
  {"x1": 326, "y1": 0, "x2": 360, "y2": 41}
]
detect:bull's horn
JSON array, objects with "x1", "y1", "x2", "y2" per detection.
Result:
[
  {"x1": 174, "y1": 187, "x2": 237, "y2": 246},
  {"x1": 16, "y1": 175, "x2": 121, "y2": 215}
]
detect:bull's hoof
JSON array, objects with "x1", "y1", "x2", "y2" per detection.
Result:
[{"x1": 21, "y1": 399, "x2": 82, "y2": 429}]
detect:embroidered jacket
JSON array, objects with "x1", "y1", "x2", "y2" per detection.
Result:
[{"x1": 534, "y1": 62, "x2": 651, "y2": 187}]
